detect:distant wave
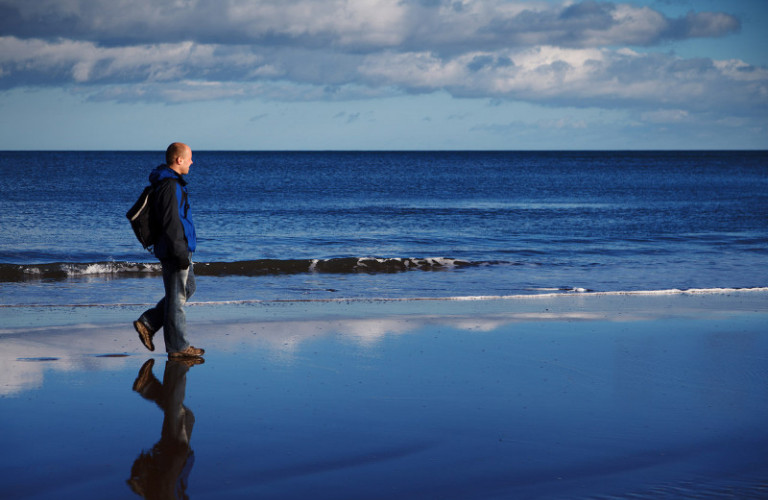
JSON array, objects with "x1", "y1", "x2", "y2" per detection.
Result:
[{"x1": 0, "y1": 257, "x2": 490, "y2": 282}]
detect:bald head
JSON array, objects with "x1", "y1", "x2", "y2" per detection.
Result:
[
  {"x1": 166, "y1": 142, "x2": 190, "y2": 165},
  {"x1": 166, "y1": 142, "x2": 193, "y2": 176}
]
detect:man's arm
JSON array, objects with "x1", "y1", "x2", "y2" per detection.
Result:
[{"x1": 154, "y1": 179, "x2": 189, "y2": 268}]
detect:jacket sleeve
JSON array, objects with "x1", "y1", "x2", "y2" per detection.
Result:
[{"x1": 154, "y1": 179, "x2": 189, "y2": 261}]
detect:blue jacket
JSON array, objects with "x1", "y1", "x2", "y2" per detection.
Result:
[{"x1": 149, "y1": 165, "x2": 197, "y2": 262}]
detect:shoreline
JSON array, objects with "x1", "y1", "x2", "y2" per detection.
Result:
[{"x1": 1, "y1": 286, "x2": 766, "y2": 328}]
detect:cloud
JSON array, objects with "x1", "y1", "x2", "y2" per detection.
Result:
[
  {"x1": 640, "y1": 109, "x2": 689, "y2": 124},
  {"x1": 675, "y1": 11, "x2": 741, "y2": 38},
  {"x1": 2, "y1": 34, "x2": 765, "y2": 117},
  {"x1": 334, "y1": 111, "x2": 363, "y2": 123},
  {"x1": 359, "y1": 46, "x2": 768, "y2": 115},
  {"x1": 0, "y1": 0, "x2": 740, "y2": 50},
  {"x1": 0, "y1": 0, "x2": 759, "y2": 121},
  {"x1": 0, "y1": 37, "x2": 272, "y2": 87},
  {"x1": 472, "y1": 115, "x2": 592, "y2": 135}
]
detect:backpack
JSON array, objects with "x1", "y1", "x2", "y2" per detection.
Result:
[{"x1": 126, "y1": 185, "x2": 156, "y2": 250}]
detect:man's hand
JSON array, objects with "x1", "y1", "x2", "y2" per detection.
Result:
[{"x1": 177, "y1": 254, "x2": 190, "y2": 270}]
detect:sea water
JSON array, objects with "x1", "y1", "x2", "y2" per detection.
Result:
[
  {"x1": 1, "y1": 150, "x2": 766, "y2": 307},
  {"x1": 2, "y1": 150, "x2": 768, "y2": 499}
]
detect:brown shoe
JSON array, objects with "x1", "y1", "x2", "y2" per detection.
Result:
[
  {"x1": 133, "y1": 320, "x2": 155, "y2": 352},
  {"x1": 168, "y1": 345, "x2": 205, "y2": 359}
]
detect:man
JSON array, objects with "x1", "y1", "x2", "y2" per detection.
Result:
[{"x1": 133, "y1": 142, "x2": 204, "y2": 359}]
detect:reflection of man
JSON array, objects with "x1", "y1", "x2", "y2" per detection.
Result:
[{"x1": 127, "y1": 358, "x2": 202, "y2": 499}]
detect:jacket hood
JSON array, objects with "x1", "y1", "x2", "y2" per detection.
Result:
[{"x1": 149, "y1": 164, "x2": 187, "y2": 186}]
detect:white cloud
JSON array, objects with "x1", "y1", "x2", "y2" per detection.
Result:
[
  {"x1": 2, "y1": 33, "x2": 765, "y2": 118},
  {"x1": 0, "y1": 0, "x2": 760, "y2": 125},
  {"x1": 641, "y1": 109, "x2": 690, "y2": 123},
  {"x1": 0, "y1": 37, "x2": 268, "y2": 84},
  {"x1": 360, "y1": 46, "x2": 768, "y2": 115}
]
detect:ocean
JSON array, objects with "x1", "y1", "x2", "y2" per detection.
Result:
[{"x1": 1, "y1": 150, "x2": 767, "y2": 308}]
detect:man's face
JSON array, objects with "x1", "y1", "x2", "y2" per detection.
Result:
[{"x1": 178, "y1": 149, "x2": 193, "y2": 175}]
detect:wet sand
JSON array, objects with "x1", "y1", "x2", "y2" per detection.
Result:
[{"x1": 1, "y1": 292, "x2": 767, "y2": 499}]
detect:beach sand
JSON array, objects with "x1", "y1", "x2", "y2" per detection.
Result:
[{"x1": 1, "y1": 291, "x2": 767, "y2": 499}]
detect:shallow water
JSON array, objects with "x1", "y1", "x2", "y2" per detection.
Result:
[{"x1": 1, "y1": 298, "x2": 766, "y2": 499}]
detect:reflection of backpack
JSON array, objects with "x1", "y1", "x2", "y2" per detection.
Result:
[{"x1": 126, "y1": 185, "x2": 156, "y2": 250}]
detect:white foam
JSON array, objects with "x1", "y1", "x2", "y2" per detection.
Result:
[
  {"x1": 57, "y1": 262, "x2": 161, "y2": 277},
  {"x1": 2, "y1": 287, "x2": 766, "y2": 309},
  {"x1": 426, "y1": 257, "x2": 453, "y2": 267},
  {"x1": 66, "y1": 263, "x2": 111, "y2": 276},
  {"x1": 184, "y1": 286, "x2": 768, "y2": 305}
]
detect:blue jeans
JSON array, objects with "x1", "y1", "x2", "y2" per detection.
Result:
[{"x1": 139, "y1": 261, "x2": 196, "y2": 353}]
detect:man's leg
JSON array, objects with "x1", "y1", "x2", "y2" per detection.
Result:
[
  {"x1": 161, "y1": 261, "x2": 196, "y2": 354},
  {"x1": 139, "y1": 299, "x2": 165, "y2": 332}
]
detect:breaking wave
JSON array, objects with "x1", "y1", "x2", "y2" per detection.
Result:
[{"x1": 0, "y1": 257, "x2": 488, "y2": 282}]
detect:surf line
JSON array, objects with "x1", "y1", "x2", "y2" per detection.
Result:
[
  {"x1": 2, "y1": 287, "x2": 767, "y2": 308},
  {"x1": 188, "y1": 286, "x2": 768, "y2": 305}
]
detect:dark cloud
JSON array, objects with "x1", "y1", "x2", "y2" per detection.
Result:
[
  {"x1": 467, "y1": 55, "x2": 514, "y2": 72},
  {"x1": 481, "y1": 2, "x2": 739, "y2": 49},
  {"x1": 560, "y1": 1, "x2": 616, "y2": 24},
  {"x1": 483, "y1": 1, "x2": 618, "y2": 47},
  {"x1": 671, "y1": 11, "x2": 741, "y2": 39},
  {"x1": 0, "y1": 0, "x2": 740, "y2": 49}
]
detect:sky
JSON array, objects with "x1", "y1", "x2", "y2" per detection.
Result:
[{"x1": 0, "y1": 0, "x2": 766, "y2": 150}]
